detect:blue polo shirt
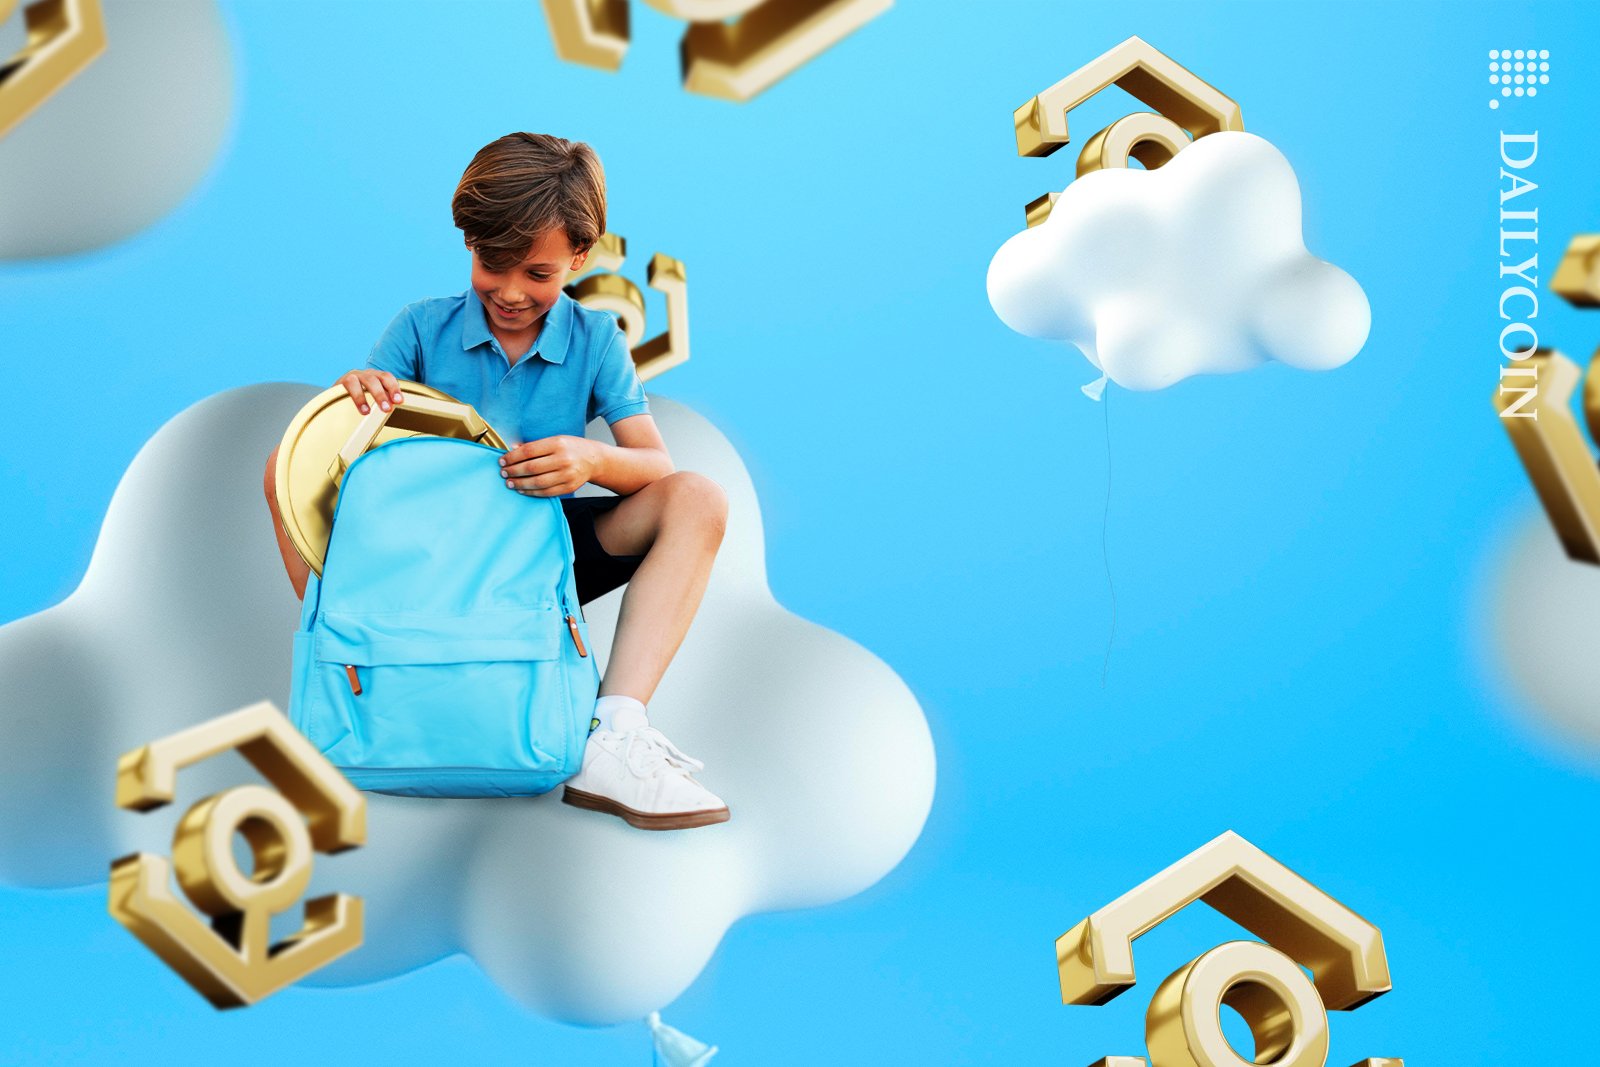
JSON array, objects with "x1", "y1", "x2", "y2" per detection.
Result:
[{"x1": 364, "y1": 290, "x2": 649, "y2": 447}]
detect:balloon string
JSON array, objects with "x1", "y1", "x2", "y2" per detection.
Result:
[{"x1": 1100, "y1": 387, "x2": 1116, "y2": 687}]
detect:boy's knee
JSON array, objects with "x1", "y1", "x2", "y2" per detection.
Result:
[
  {"x1": 263, "y1": 446, "x2": 280, "y2": 505},
  {"x1": 660, "y1": 471, "x2": 728, "y2": 538}
]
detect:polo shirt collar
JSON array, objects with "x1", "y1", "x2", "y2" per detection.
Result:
[{"x1": 460, "y1": 290, "x2": 574, "y2": 365}]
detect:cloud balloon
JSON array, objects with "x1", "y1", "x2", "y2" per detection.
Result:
[{"x1": 986, "y1": 131, "x2": 1370, "y2": 393}]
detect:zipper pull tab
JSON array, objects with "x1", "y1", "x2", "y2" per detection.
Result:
[
  {"x1": 565, "y1": 614, "x2": 588, "y2": 658},
  {"x1": 344, "y1": 664, "x2": 362, "y2": 695}
]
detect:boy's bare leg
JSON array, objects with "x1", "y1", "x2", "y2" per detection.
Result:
[
  {"x1": 264, "y1": 446, "x2": 311, "y2": 601},
  {"x1": 590, "y1": 471, "x2": 728, "y2": 704}
]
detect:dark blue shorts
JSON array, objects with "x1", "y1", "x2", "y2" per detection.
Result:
[{"x1": 561, "y1": 495, "x2": 643, "y2": 605}]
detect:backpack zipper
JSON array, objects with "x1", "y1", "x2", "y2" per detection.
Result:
[
  {"x1": 344, "y1": 664, "x2": 362, "y2": 695},
  {"x1": 553, "y1": 488, "x2": 589, "y2": 659},
  {"x1": 565, "y1": 614, "x2": 588, "y2": 657}
]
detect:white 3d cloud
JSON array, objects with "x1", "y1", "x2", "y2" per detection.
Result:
[
  {"x1": 1491, "y1": 513, "x2": 1600, "y2": 752},
  {"x1": 0, "y1": 385, "x2": 935, "y2": 1024},
  {"x1": 0, "y1": 0, "x2": 232, "y2": 260},
  {"x1": 986, "y1": 131, "x2": 1370, "y2": 392}
]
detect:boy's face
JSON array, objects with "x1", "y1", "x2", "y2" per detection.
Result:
[{"x1": 468, "y1": 227, "x2": 588, "y2": 334}]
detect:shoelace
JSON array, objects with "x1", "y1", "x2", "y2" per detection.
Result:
[{"x1": 620, "y1": 726, "x2": 705, "y2": 779}]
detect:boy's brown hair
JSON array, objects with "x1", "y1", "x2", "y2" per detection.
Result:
[{"x1": 452, "y1": 132, "x2": 607, "y2": 272}]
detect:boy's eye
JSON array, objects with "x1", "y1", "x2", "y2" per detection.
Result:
[{"x1": 529, "y1": 273, "x2": 551, "y2": 282}]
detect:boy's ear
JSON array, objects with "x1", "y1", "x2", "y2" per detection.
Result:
[{"x1": 569, "y1": 249, "x2": 588, "y2": 272}]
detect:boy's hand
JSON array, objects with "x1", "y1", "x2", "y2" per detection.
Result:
[
  {"x1": 499, "y1": 436, "x2": 599, "y2": 497},
  {"x1": 338, "y1": 369, "x2": 405, "y2": 415}
]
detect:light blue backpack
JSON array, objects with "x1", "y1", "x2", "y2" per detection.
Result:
[{"x1": 288, "y1": 434, "x2": 599, "y2": 798}]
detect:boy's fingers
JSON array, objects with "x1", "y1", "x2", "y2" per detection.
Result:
[
  {"x1": 531, "y1": 471, "x2": 570, "y2": 491},
  {"x1": 521, "y1": 435, "x2": 562, "y2": 457},
  {"x1": 498, "y1": 443, "x2": 535, "y2": 468},
  {"x1": 498, "y1": 442, "x2": 559, "y2": 473},
  {"x1": 507, "y1": 480, "x2": 560, "y2": 497},
  {"x1": 359, "y1": 373, "x2": 392, "y2": 411},
  {"x1": 505, "y1": 471, "x2": 567, "y2": 493},
  {"x1": 340, "y1": 373, "x2": 371, "y2": 414},
  {"x1": 377, "y1": 371, "x2": 403, "y2": 403},
  {"x1": 502, "y1": 454, "x2": 564, "y2": 479}
]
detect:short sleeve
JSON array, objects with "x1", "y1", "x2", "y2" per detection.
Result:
[
  {"x1": 587, "y1": 323, "x2": 650, "y2": 425},
  {"x1": 365, "y1": 306, "x2": 422, "y2": 380}
]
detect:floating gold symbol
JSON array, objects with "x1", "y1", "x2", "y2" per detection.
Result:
[
  {"x1": 1010, "y1": 36, "x2": 1243, "y2": 226},
  {"x1": 567, "y1": 232, "x2": 689, "y2": 381},
  {"x1": 0, "y1": 0, "x2": 106, "y2": 141},
  {"x1": 1058, "y1": 831, "x2": 1399, "y2": 1067},
  {"x1": 1551, "y1": 234, "x2": 1600, "y2": 308},
  {"x1": 1494, "y1": 233, "x2": 1600, "y2": 564},
  {"x1": 109, "y1": 701, "x2": 366, "y2": 1008},
  {"x1": 539, "y1": 0, "x2": 889, "y2": 101}
]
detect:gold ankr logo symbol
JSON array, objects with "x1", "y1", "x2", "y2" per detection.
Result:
[
  {"x1": 0, "y1": 0, "x2": 106, "y2": 140},
  {"x1": 1058, "y1": 831, "x2": 1400, "y2": 1067},
  {"x1": 108, "y1": 701, "x2": 367, "y2": 1008},
  {"x1": 567, "y1": 232, "x2": 689, "y2": 382},
  {"x1": 1009, "y1": 36, "x2": 1243, "y2": 228},
  {"x1": 1494, "y1": 232, "x2": 1600, "y2": 563},
  {"x1": 539, "y1": 0, "x2": 889, "y2": 101}
]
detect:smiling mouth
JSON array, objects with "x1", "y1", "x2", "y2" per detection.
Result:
[{"x1": 492, "y1": 300, "x2": 533, "y2": 315}]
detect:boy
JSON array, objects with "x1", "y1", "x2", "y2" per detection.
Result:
[{"x1": 263, "y1": 132, "x2": 730, "y2": 830}]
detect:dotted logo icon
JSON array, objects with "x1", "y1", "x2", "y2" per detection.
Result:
[{"x1": 1489, "y1": 48, "x2": 1550, "y2": 109}]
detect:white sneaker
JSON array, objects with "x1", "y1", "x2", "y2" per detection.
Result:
[{"x1": 562, "y1": 708, "x2": 730, "y2": 831}]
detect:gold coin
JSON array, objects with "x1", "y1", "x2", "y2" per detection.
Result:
[{"x1": 274, "y1": 381, "x2": 509, "y2": 577}]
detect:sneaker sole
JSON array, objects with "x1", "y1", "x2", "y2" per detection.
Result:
[{"x1": 562, "y1": 787, "x2": 730, "y2": 831}]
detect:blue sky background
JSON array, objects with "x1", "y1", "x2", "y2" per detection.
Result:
[{"x1": 3, "y1": 0, "x2": 1598, "y2": 1062}]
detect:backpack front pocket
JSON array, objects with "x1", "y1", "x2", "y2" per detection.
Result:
[
  {"x1": 306, "y1": 605, "x2": 575, "y2": 776},
  {"x1": 291, "y1": 628, "x2": 353, "y2": 754}
]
